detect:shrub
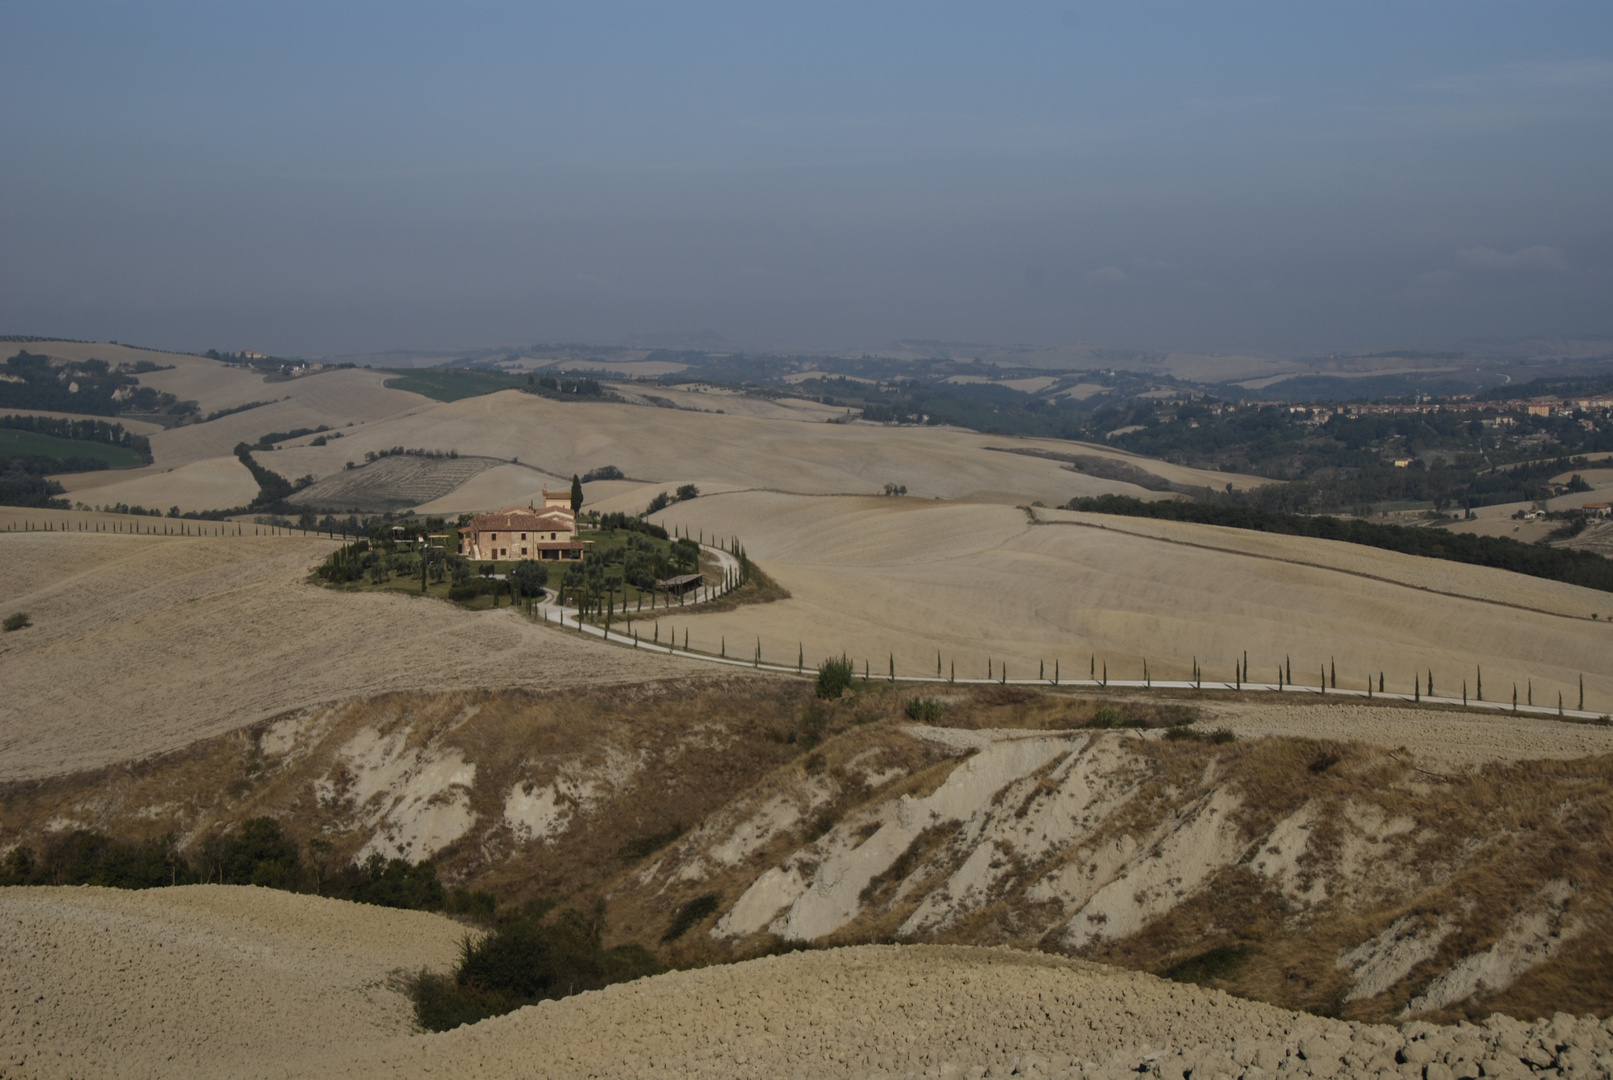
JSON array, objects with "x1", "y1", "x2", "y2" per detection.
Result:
[
  {"x1": 661, "y1": 893, "x2": 721, "y2": 942},
  {"x1": 2, "y1": 612, "x2": 30, "y2": 632},
  {"x1": 448, "y1": 584, "x2": 480, "y2": 602},
  {"x1": 1163, "y1": 945, "x2": 1250, "y2": 985},
  {"x1": 415, "y1": 908, "x2": 660, "y2": 1031},
  {"x1": 1088, "y1": 707, "x2": 1125, "y2": 728},
  {"x1": 816, "y1": 656, "x2": 854, "y2": 699},
  {"x1": 617, "y1": 822, "x2": 684, "y2": 862},
  {"x1": 1164, "y1": 726, "x2": 1237, "y2": 744},
  {"x1": 905, "y1": 697, "x2": 944, "y2": 722}
]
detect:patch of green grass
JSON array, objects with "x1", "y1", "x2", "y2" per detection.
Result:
[
  {"x1": 0, "y1": 429, "x2": 148, "y2": 469},
  {"x1": 380, "y1": 369, "x2": 529, "y2": 403}
]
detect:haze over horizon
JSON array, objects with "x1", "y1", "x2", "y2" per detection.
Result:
[{"x1": 3, "y1": 2, "x2": 1610, "y2": 359}]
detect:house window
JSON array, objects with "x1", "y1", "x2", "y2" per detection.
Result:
[
  {"x1": 490, "y1": 532, "x2": 498, "y2": 541},
  {"x1": 521, "y1": 547, "x2": 528, "y2": 555},
  {"x1": 521, "y1": 532, "x2": 527, "y2": 540},
  {"x1": 500, "y1": 548, "x2": 507, "y2": 557}
]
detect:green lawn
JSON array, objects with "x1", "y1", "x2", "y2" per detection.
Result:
[
  {"x1": 0, "y1": 429, "x2": 149, "y2": 469},
  {"x1": 380, "y1": 369, "x2": 529, "y2": 403}
]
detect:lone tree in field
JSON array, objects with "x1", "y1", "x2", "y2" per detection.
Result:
[{"x1": 570, "y1": 474, "x2": 584, "y2": 513}]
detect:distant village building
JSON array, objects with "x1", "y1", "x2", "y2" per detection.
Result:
[{"x1": 459, "y1": 487, "x2": 584, "y2": 561}]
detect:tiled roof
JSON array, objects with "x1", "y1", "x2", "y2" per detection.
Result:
[{"x1": 467, "y1": 509, "x2": 569, "y2": 532}]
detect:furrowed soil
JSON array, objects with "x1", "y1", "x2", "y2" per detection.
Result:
[
  {"x1": 0, "y1": 885, "x2": 465, "y2": 1080},
  {"x1": 7, "y1": 894, "x2": 1613, "y2": 1080}
]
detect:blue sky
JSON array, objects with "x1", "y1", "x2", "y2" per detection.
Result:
[{"x1": 2, "y1": 2, "x2": 1610, "y2": 356}]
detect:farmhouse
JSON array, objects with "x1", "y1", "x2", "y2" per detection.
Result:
[{"x1": 459, "y1": 487, "x2": 584, "y2": 561}]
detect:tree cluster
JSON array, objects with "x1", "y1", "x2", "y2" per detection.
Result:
[
  {"x1": 1067, "y1": 494, "x2": 1613, "y2": 593},
  {"x1": 0, "y1": 817, "x2": 491, "y2": 918}
]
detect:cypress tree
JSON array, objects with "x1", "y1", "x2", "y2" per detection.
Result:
[
  {"x1": 1040, "y1": 659, "x2": 1044, "y2": 681},
  {"x1": 1330, "y1": 658, "x2": 1336, "y2": 688},
  {"x1": 1580, "y1": 675, "x2": 1584, "y2": 711},
  {"x1": 889, "y1": 653, "x2": 895, "y2": 682},
  {"x1": 1476, "y1": 666, "x2": 1482, "y2": 701},
  {"x1": 1285, "y1": 655, "x2": 1291, "y2": 684},
  {"x1": 570, "y1": 474, "x2": 583, "y2": 513}
]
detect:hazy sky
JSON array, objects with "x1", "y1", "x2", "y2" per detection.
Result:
[{"x1": 3, "y1": 3, "x2": 1610, "y2": 357}]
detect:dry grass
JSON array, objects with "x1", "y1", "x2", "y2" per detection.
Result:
[
  {"x1": 0, "y1": 527, "x2": 701, "y2": 779},
  {"x1": 643, "y1": 491, "x2": 1613, "y2": 715}
]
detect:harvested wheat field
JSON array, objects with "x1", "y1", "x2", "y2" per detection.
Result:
[
  {"x1": 258, "y1": 389, "x2": 1261, "y2": 510},
  {"x1": 1198, "y1": 700, "x2": 1613, "y2": 771},
  {"x1": 644, "y1": 492, "x2": 1613, "y2": 710},
  {"x1": 7, "y1": 890, "x2": 1611, "y2": 1080},
  {"x1": 0, "y1": 885, "x2": 466, "y2": 1080},
  {"x1": 0, "y1": 523, "x2": 693, "y2": 779},
  {"x1": 53, "y1": 455, "x2": 261, "y2": 513}
]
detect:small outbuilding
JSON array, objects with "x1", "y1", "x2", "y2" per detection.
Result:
[{"x1": 657, "y1": 573, "x2": 704, "y2": 596}]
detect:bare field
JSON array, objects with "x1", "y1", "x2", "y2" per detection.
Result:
[
  {"x1": 644, "y1": 492, "x2": 1613, "y2": 710},
  {"x1": 238, "y1": 390, "x2": 1265, "y2": 512},
  {"x1": 0, "y1": 885, "x2": 466, "y2": 1080},
  {"x1": 1199, "y1": 699, "x2": 1613, "y2": 772},
  {"x1": 0, "y1": 528, "x2": 695, "y2": 779},
  {"x1": 11, "y1": 887, "x2": 1609, "y2": 1080},
  {"x1": 54, "y1": 454, "x2": 260, "y2": 512}
]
